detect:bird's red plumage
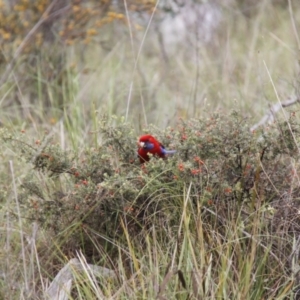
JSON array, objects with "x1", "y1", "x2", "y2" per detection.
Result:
[{"x1": 138, "y1": 135, "x2": 165, "y2": 163}]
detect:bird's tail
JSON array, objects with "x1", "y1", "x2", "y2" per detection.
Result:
[{"x1": 162, "y1": 149, "x2": 176, "y2": 155}]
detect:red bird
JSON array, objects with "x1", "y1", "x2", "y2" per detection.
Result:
[{"x1": 138, "y1": 134, "x2": 176, "y2": 163}]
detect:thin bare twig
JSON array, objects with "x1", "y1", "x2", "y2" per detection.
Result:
[{"x1": 250, "y1": 95, "x2": 300, "y2": 132}]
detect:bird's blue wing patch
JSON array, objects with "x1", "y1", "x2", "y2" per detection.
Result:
[{"x1": 144, "y1": 142, "x2": 155, "y2": 150}]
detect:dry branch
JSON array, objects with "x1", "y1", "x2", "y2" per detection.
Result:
[
  {"x1": 45, "y1": 258, "x2": 116, "y2": 300},
  {"x1": 250, "y1": 95, "x2": 300, "y2": 131}
]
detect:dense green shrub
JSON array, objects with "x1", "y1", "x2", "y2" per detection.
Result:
[{"x1": 2, "y1": 112, "x2": 300, "y2": 252}]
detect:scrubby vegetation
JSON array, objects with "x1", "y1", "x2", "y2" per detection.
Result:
[
  {"x1": 2, "y1": 112, "x2": 300, "y2": 299},
  {"x1": 1, "y1": 0, "x2": 300, "y2": 299}
]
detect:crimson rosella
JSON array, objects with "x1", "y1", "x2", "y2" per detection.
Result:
[{"x1": 138, "y1": 134, "x2": 176, "y2": 163}]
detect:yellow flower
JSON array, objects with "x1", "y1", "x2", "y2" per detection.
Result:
[
  {"x1": 116, "y1": 13, "x2": 124, "y2": 20},
  {"x1": 72, "y1": 5, "x2": 80, "y2": 13},
  {"x1": 2, "y1": 31, "x2": 11, "y2": 40},
  {"x1": 134, "y1": 23, "x2": 143, "y2": 31},
  {"x1": 23, "y1": 20, "x2": 29, "y2": 28},
  {"x1": 14, "y1": 4, "x2": 26, "y2": 11},
  {"x1": 95, "y1": 20, "x2": 103, "y2": 27},
  {"x1": 107, "y1": 12, "x2": 116, "y2": 18},
  {"x1": 37, "y1": 3, "x2": 46, "y2": 13},
  {"x1": 66, "y1": 39, "x2": 75, "y2": 45},
  {"x1": 83, "y1": 37, "x2": 91, "y2": 44},
  {"x1": 86, "y1": 28, "x2": 97, "y2": 36},
  {"x1": 35, "y1": 32, "x2": 43, "y2": 46}
]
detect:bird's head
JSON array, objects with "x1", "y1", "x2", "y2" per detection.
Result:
[{"x1": 138, "y1": 135, "x2": 158, "y2": 150}]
